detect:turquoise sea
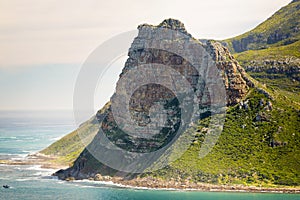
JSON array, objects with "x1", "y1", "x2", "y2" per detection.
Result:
[{"x1": 0, "y1": 111, "x2": 299, "y2": 200}]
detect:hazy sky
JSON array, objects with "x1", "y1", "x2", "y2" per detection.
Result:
[{"x1": 0, "y1": 0, "x2": 292, "y2": 111}]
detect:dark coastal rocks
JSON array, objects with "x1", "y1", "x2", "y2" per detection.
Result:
[{"x1": 73, "y1": 174, "x2": 300, "y2": 193}]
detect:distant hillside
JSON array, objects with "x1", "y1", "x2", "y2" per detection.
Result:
[
  {"x1": 234, "y1": 40, "x2": 300, "y2": 65},
  {"x1": 224, "y1": 0, "x2": 300, "y2": 94},
  {"x1": 224, "y1": 0, "x2": 300, "y2": 53},
  {"x1": 233, "y1": 40, "x2": 300, "y2": 93}
]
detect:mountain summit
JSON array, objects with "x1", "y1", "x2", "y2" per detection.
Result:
[
  {"x1": 158, "y1": 18, "x2": 189, "y2": 34},
  {"x1": 138, "y1": 18, "x2": 191, "y2": 36}
]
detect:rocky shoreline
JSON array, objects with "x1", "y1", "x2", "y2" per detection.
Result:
[
  {"x1": 1, "y1": 155, "x2": 299, "y2": 194},
  {"x1": 60, "y1": 174, "x2": 300, "y2": 194},
  {"x1": 0, "y1": 153, "x2": 68, "y2": 169}
]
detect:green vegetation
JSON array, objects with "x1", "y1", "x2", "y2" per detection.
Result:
[
  {"x1": 147, "y1": 1, "x2": 300, "y2": 185},
  {"x1": 232, "y1": 40, "x2": 300, "y2": 97},
  {"x1": 224, "y1": 0, "x2": 300, "y2": 53},
  {"x1": 224, "y1": 0, "x2": 300, "y2": 109},
  {"x1": 234, "y1": 41, "x2": 300, "y2": 66},
  {"x1": 40, "y1": 102, "x2": 111, "y2": 165},
  {"x1": 145, "y1": 88, "x2": 300, "y2": 186},
  {"x1": 248, "y1": 72, "x2": 300, "y2": 93},
  {"x1": 40, "y1": 116, "x2": 99, "y2": 166}
]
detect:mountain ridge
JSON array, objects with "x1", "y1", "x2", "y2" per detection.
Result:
[
  {"x1": 224, "y1": 0, "x2": 300, "y2": 53},
  {"x1": 41, "y1": 1, "x2": 300, "y2": 188},
  {"x1": 224, "y1": 0, "x2": 299, "y2": 97}
]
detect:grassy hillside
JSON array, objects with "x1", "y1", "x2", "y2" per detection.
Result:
[
  {"x1": 39, "y1": 103, "x2": 112, "y2": 166},
  {"x1": 144, "y1": 87, "x2": 300, "y2": 186},
  {"x1": 234, "y1": 40, "x2": 300, "y2": 66},
  {"x1": 40, "y1": 116, "x2": 99, "y2": 166},
  {"x1": 148, "y1": 3, "x2": 300, "y2": 186},
  {"x1": 224, "y1": 1, "x2": 300, "y2": 98},
  {"x1": 233, "y1": 41, "x2": 300, "y2": 93},
  {"x1": 231, "y1": 41, "x2": 300, "y2": 96},
  {"x1": 57, "y1": 85, "x2": 300, "y2": 187},
  {"x1": 224, "y1": 0, "x2": 300, "y2": 53}
]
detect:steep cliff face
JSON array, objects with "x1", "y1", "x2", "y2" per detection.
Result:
[
  {"x1": 124, "y1": 19, "x2": 251, "y2": 106},
  {"x1": 203, "y1": 41, "x2": 253, "y2": 104},
  {"x1": 54, "y1": 19, "x2": 253, "y2": 180}
]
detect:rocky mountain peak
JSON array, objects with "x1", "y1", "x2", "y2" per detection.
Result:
[
  {"x1": 138, "y1": 18, "x2": 190, "y2": 36},
  {"x1": 130, "y1": 19, "x2": 252, "y2": 105},
  {"x1": 56, "y1": 19, "x2": 253, "y2": 179},
  {"x1": 158, "y1": 18, "x2": 186, "y2": 31}
]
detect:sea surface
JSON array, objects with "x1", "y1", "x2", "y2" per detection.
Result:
[{"x1": 0, "y1": 110, "x2": 299, "y2": 200}]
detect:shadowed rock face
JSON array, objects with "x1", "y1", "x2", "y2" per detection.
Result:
[
  {"x1": 203, "y1": 41, "x2": 252, "y2": 105},
  {"x1": 124, "y1": 18, "x2": 250, "y2": 106},
  {"x1": 55, "y1": 19, "x2": 252, "y2": 180}
]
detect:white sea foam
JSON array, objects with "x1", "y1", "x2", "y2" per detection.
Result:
[
  {"x1": 32, "y1": 171, "x2": 53, "y2": 176},
  {"x1": 0, "y1": 153, "x2": 27, "y2": 161},
  {"x1": 15, "y1": 178, "x2": 37, "y2": 182},
  {"x1": 71, "y1": 179, "x2": 172, "y2": 191},
  {"x1": 0, "y1": 136, "x2": 17, "y2": 139},
  {"x1": 25, "y1": 165, "x2": 55, "y2": 173},
  {"x1": 50, "y1": 136, "x2": 62, "y2": 141}
]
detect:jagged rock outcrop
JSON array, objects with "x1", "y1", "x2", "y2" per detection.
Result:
[
  {"x1": 203, "y1": 40, "x2": 253, "y2": 104},
  {"x1": 244, "y1": 59, "x2": 300, "y2": 81},
  {"x1": 55, "y1": 19, "x2": 253, "y2": 180}
]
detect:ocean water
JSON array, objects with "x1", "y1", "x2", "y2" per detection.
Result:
[
  {"x1": 0, "y1": 111, "x2": 299, "y2": 200},
  {"x1": 0, "y1": 110, "x2": 76, "y2": 159}
]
